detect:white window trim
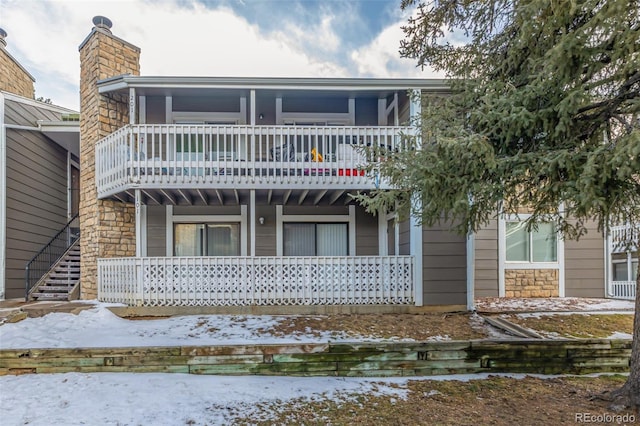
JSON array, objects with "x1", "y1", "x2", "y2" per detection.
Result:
[
  {"x1": 498, "y1": 214, "x2": 565, "y2": 297},
  {"x1": 276, "y1": 205, "x2": 355, "y2": 256},
  {"x1": 166, "y1": 205, "x2": 248, "y2": 256}
]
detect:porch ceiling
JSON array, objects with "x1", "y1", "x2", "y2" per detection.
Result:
[{"x1": 112, "y1": 188, "x2": 365, "y2": 207}]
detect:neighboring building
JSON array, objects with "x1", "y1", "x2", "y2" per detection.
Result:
[{"x1": 0, "y1": 29, "x2": 80, "y2": 301}]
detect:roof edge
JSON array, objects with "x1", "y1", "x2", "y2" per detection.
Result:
[
  {"x1": 97, "y1": 75, "x2": 450, "y2": 93},
  {"x1": 1, "y1": 91, "x2": 79, "y2": 114}
]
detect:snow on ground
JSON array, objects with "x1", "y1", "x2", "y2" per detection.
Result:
[
  {"x1": 0, "y1": 372, "x2": 582, "y2": 426},
  {"x1": 0, "y1": 304, "x2": 363, "y2": 349},
  {"x1": 475, "y1": 297, "x2": 635, "y2": 313}
]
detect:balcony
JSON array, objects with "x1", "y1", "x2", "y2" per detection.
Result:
[
  {"x1": 97, "y1": 256, "x2": 415, "y2": 307},
  {"x1": 96, "y1": 124, "x2": 412, "y2": 199},
  {"x1": 609, "y1": 223, "x2": 638, "y2": 253}
]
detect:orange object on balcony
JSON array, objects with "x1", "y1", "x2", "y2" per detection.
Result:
[{"x1": 338, "y1": 168, "x2": 365, "y2": 176}]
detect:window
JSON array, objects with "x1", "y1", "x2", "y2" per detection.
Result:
[
  {"x1": 505, "y1": 221, "x2": 557, "y2": 262},
  {"x1": 613, "y1": 260, "x2": 638, "y2": 281},
  {"x1": 174, "y1": 223, "x2": 239, "y2": 256},
  {"x1": 283, "y1": 223, "x2": 348, "y2": 256}
]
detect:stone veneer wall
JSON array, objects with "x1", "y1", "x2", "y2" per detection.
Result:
[
  {"x1": 78, "y1": 27, "x2": 140, "y2": 299},
  {"x1": 0, "y1": 47, "x2": 34, "y2": 98},
  {"x1": 504, "y1": 269, "x2": 559, "y2": 297}
]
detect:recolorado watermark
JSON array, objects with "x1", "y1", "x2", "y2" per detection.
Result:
[{"x1": 575, "y1": 413, "x2": 636, "y2": 424}]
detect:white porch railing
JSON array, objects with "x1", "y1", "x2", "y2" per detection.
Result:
[
  {"x1": 609, "y1": 281, "x2": 636, "y2": 300},
  {"x1": 97, "y1": 256, "x2": 414, "y2": 307},
  {"x1": 96, "y1": 124, "x2": 413, "y2": 198},
  {"x1": 609, "y1": 223, "x2": 638, "y2": 253}
]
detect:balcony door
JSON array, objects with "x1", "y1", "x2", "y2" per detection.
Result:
[{"x1": 174, "y1": 223, "x2": 240, "y2": 256}]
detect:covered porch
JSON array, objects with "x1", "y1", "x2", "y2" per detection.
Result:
[{"x1": 96, "y1": 188, "x2": 422, "y2": 307}]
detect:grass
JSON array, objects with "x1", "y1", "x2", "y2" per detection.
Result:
[
  {"x1": 233, "y1": 375, "x2": 634, "y2": 425},
  {"x1": 504, "y1": 314, "x2": 634, "y2": 338}
]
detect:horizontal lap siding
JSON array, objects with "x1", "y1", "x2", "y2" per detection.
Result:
[
  {"x1": 146, "y1": 206, "x2": 166, "y2": 257},
  {"x1": 256, "y1": 205, "x2": 276, "y2": 256},
  {"x1": 422, "y1": 223, "x2": 467, "y2": 306},
  {"x1": 5, "y1": 129, "x2": 68, "y2": 298},
  {"x1": 474, "y1": 220, "x2": 499, "y2": 297},
  {"x1": 355, "y1": 207, "x2": 378, "y2": 255},
  {"x1": 399, "y1": 220, "x2": 410, "y2": 255},
  {"x1": 564, "y1": 221, "x2": 605, "y2": 298}
]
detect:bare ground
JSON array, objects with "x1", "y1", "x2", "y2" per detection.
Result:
[{"x1": 234, "y1": 375, "x2": 638, "y2": 425}]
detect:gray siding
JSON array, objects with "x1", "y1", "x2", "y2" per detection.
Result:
[
  {"x1": 565, "y1": 221, "x2": 606, "y2": 298},
  {"x1": 355, "y1": 207, "x2": 378, "y2": 255},
  {"x1": 474, "y1": 219, "x2": 499, "y2": 297},
  {"x1": 399, "y1": 219, "x2": 410, "y2": 255},
  {"x1": 422, "y1": 222, "x2": 467, "y2": 306},
  {"x1": 255, "y1": 204, "x2": 276, "y2": 256},
  {"x1": 4, "y1": 129, "x2": 68, "y2": 298},
  {"x1": 146, "y1": 206, "x2": 166, "y2": 256}
]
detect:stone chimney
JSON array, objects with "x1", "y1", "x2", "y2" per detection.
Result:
[
  {"x1": 78, "y1": 17, "x2": 141, "y2": 299},
  {"x1": 0, "y1": 28, "x2": 36, "y2": 98}
]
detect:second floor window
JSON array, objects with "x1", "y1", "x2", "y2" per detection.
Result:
[{"x1": 506, "y1": 221, "x2": 557, "y2": 263}]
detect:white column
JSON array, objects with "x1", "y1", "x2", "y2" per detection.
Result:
[
  {"x1": 129, "y1": 88, "x2": 136, "y2": 124},
  {"x1": 410, "y1": 198, "x2": 423, "y2": 306},
  {"x1": 466, "y1": 231, "x2": 475, "y2": 310},
  {"x1": 165, "y1": 205, "x2": 173, "y2": 256},
  {"x1": 250, "y1": 190, "x2": 256, "y2": 257},
  {"x1": 240, "y1": 205, "x2": 248, "y2": 256},
  {"x1": 378, "y1": 209, "x2": 388, "y2": 256},
  {"x1": 135, "y1": 189, "x2": 142, "y2": 257},
  {"x1": 276, "y1": 205, "x2": 283, "y2": 256},
  {"x1": 349, "y1": 205, "x2": 356, "y2": 256},
  {"x1": 409, "y1": 89, "x2": 423, "y2": 306}
]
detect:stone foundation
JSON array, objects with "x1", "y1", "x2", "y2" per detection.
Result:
[{"x1": 505, "y1": 269, "x2": 559, "y2": 298}]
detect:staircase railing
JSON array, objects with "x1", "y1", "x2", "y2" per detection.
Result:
[{"x1": 25, "y1": 214, "x2": 80, "y2": 300}]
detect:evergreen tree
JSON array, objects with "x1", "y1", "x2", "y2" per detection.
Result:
[{"x1": 357, "y1": 0, "x2": 639, "y2": 408}]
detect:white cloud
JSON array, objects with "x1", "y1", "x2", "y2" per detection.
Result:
[
  {"x1": 350, "y1": 20, "x2": 443, "y2": 79},
  {"x1": 1, "y1": 0, "x2": 444, "y2": 110}
]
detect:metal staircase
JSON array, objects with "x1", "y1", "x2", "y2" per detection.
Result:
[{"x1": 25, "y1": 214, "x2": 80, "y2": 301}]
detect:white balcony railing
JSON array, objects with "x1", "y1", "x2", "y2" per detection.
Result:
[
  {"x1": 97, "y1": 256, "x2": 414, "y2": 307},
  {"x1": 609, "y1": 281, "x2": 637, "y2": 300},
  {"x1": 96, "y1": 124, "x2": 413, "y2": 197},
  {"x1": 609, "y1": 223, "x2": 639, "y2": 253}
]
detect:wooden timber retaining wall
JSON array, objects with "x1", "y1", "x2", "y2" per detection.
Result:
[{"x1": 0, "y1": 339, "x2": 631, "y2": 377}]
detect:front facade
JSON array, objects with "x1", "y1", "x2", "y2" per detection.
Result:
[
  {"x1": 81, "y1": 18, "x2": 470, "y2": 309},
  {"x1": 0, "y1": 30, "x2": 80, "y2": 300},
  {"x1": 79, "y1": 18, "x2": 618, "y2": 310}
]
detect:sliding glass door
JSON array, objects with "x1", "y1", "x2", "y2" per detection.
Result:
[
  {"x1": 283, "y1": 223, "x2": 348, "y2": 256},
  {"x1": 174, "y1": 223, "x2": 240, "y2": 256}
]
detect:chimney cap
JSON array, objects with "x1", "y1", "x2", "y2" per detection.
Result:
[
  {"x1": 92, "y1": 16, "x2": 113, "y2": 32},
  {"x1": 0, "y1": 28, "x2": 7, "y2": 48}
]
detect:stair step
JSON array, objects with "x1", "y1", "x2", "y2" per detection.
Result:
[
  {"x1": 38, "y1": 285, "x2": 74, "y2": 292},
  {"x1": 32, "y1": 293, "x2": 69, "y2": 300},
  {"x1": 43, "y1": 279, "x2": 79, "y2": 286}
]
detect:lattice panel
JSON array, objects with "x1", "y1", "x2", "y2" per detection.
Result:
[{"x1": 98, "y1": 256, "x2": 414, "y2": 307}]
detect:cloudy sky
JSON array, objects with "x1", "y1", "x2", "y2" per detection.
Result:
[{"x1": 0, "y1": 0, "x2": 442, "y2": 110}]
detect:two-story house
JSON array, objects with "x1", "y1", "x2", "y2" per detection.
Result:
[{"x1": 72, "y1": 17, "x2": 625, "y2": 311}]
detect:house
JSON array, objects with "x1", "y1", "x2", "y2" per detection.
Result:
[
  {"x1": 0, "y1": 29, "x2": 81, "y2": 301},
  {"x1": 38, "y1": 16, "x2": 623, "y2": 311}
]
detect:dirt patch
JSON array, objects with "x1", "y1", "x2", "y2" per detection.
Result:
[
  {"x1": 235, "y1": 375, "x2": 636, "y2": 425},
  {"x1": 259, "y1": 312, "x2": 489, "y2": 340},
  {"x1": 504, "y1": 314, "x2": 634, "y2": 339}
]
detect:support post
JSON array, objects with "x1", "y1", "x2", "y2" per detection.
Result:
[
  {"x1": 135, "y1": 189, "x2": 142, "y2": 257},
  {"x1": 250, "y1": 189, "x2": 256, "y2": 257}
]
